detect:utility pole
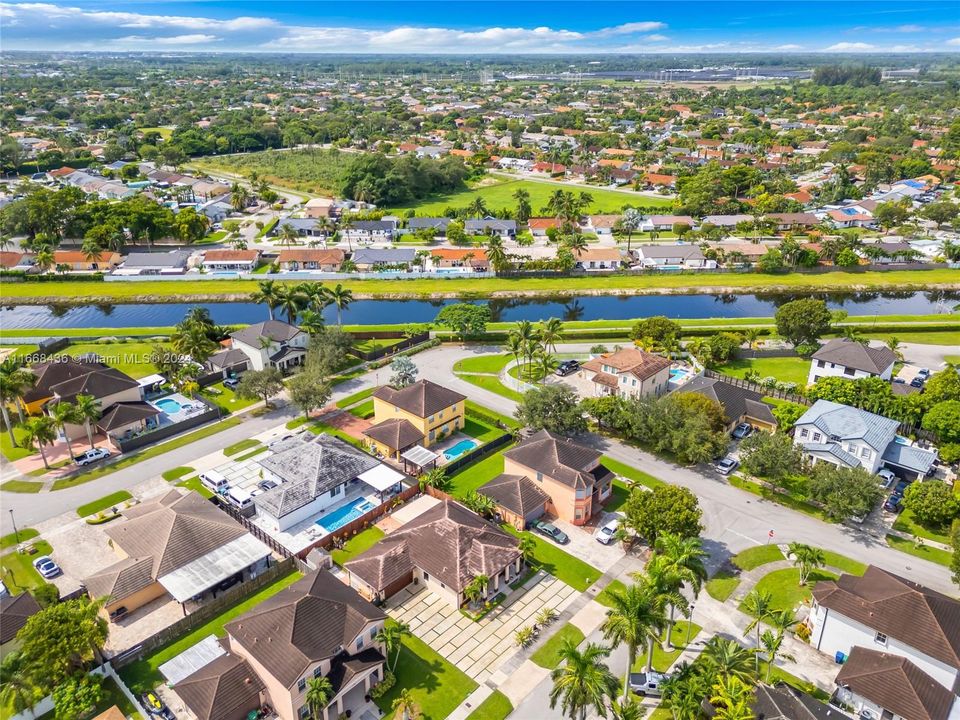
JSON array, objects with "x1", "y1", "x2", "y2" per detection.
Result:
[{"x1": 9, "y1": 508, "x2": 19, "y2": 544}]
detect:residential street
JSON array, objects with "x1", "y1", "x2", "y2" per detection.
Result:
[{"x1": 1, "y1": 342, "x2": 953, "y2": 595}]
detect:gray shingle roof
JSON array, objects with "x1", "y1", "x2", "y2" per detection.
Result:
[
  {"x1": 122, "y1": 250, "x2": 192, "y2": 269},
  {"x1": 230, "y1": 320, "x2": 302, "y2": 348},
  {"x1": 812, "y1": 338, "x2": 896, "y2": 374},
  {"x1": 350, "y1": 248, "x2": 416, "y2": 265},
  {"x1": 678, "y1": 376, "x2": 777, "y2": 426},
  {"x1": 503, "y1": 430, "x2": 605, "y2": 490},
  {"x1": 796, "y1": 400, "x2": 898, "y2": 451},
  {"x1": 881, "y1": 442, "x2": 938, "y2": 475}
]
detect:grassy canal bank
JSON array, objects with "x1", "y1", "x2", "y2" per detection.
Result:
[{"x1": 2, "y1": 268, "x2": 959, "y2": 304}]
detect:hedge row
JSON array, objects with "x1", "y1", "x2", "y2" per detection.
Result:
[{"x1": 0, "y1": 271, "x2": 105, "y2": 282}]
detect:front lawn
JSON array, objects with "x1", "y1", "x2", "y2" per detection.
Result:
[
  {"x1": 224, "y1": 438, "x2": 262, "y2": 456},
  {"x1": 1, "y1": 480, "x2": 43, "y2": 493},
  {"x1": 820, "y1": 549, "x2": 867, "y2": 576},
  {"x1": 457, "y1": 373, "x2": 525, "y2": 403},
  {"x1": 886, "y1": 534, "x2": 952, "y2": 567},
  {"x1": 530, "y1": 623, "x2": 587, "y2": 669},
  {"x1": 602, "y1": 456, "x2": 665, "y2": 490},
  {"x1": 120, "y1": 570, "x2": 302, "y2": 694},
  {"x1": 1, "y1": 424, "x2": 34, "y2": 461},
  {"x1": 336, "y1": 387, "x2": 377, "y2": 408},
  {"x1": 705, "y1": 571, "x2": 741, "y2": 602},
  {"x1": 716, "y1": 356, "x2": 810, "y2": 387},
  {"x1": 349, "y1": 399, "x2": 375, "y2": 419},
  {"x1": 76, "y1": 491, "x2": 133, "y2": 517},
  {"x1": 502, "y1": 526, "x2": 602, "y2": 592},
  {"x1": 728, "y1": 475, "x2": 830, "y2": 522},
  {"x1": 594, "y1": 579, "x2": 628, "y2": 608},
  {"x1": 1, "y1": 528, "x2": 39, "y2": 550},
  {"x1": 732, "y1": 545, "x2": 784, "y2": 571},
  {"x1": 330, "y1": 526, "x2": 385, "y2": 566},
  {"x1": 453, "y1": 353, "x2": 513, "y2": 375},
  {"x1": 631, "y1": 622, "x2": 702, "y2": 673},
  {"x1": 161, "y1": 466, "x2": 194, "y2": 481},
  {"x1": 177, "y1": 476, "x2": 214, "y2": 498},
  {"x1": 741, "y1": 567, "x2": 837, "y2": 619},
  {"x1": 1, "y1": 540, "x2": 53, "y2": 592},
  {"x1": 464, "y1": 690, "x2": 513, "y2": 720},
  {"x1": 892, "y1": 508, "x2": 951, "y2": 545},
  {"x1": 375, "y1": 619, "x2": 478, "y2": 720}
]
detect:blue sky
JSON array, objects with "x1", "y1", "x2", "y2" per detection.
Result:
[{"x1": 2, "y1": 1, "x2": 958, "y2": 53}]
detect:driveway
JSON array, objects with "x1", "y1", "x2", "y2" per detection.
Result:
[
  {"x1": 549, "y1": 514, "x2": 625, "y2": 573},
  {"x1": 386, "y1": 571, "x2": 578, "y2": 683}
]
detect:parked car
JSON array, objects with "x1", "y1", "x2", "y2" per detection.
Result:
[
  {"x1": 883, "y1": 495, "x2": 903, "y2": 513},
  {"x1": 594, "y1": 518, "x2": 620, "y2": 545},
  {"x1": 199, "y1": 470, "x2": 229, "y2": 494},
  {"x1": 73, "y1": 447, "x2": 111, "y2": 466},
  {"x1": 534, "y1": 521, "x2": 569, "y2": 545},
  {"x1": 223, "y1": 377, "x2": 240, "y2": 390},
  {"x1": 877, "y1": 468, "x2": 898, "y2": 488},
  {"x1": 731, "y1": 423, "x2": 753, "y2": 440},
  {"x1": 258, "y1": 479, "x2": 278, "y2": 492},
  {"x1": 268, "y1": 434, "x2": 293, "y2": 449},
  {"x1": 910, "y1": 376, "x2": 925, "y2": 389},
  {"x1": 715, "y1": 457, "x2": 739, "y2": 476},
  {"x1": 629, "y1": 671, "x2": 669, "y2": 696},
  {"x1": 554, "y1": 360, "x2": 581, "y2": 377},
  {"x1": 892, "y1": 479, "x2": 911, "y2": 497},
  {"x1": 32, "y1": 555, "x2": 61, "y2": 579},
  {"x1": 916, "y1": 368, "x2": 931, "y2": 379}
]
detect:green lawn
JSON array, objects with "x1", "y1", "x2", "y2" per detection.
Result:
[
  {"x1": 865, "y1": 330, "x2": 960, "y2": 346},
  {"x1": 716, "y1": 356, "x2": 811, "y2": 387},
  {"x1": 768, "y1": 666, "x2": 830, "y2": 702},
  {"x1": 821, "y1": 549, "x2": 867, "y2": 576},
  {"x1": 177, "y1": 476, "x2": 214, "y2": 498},
  {"x1": 706, "y1": 571, "x2": 741, "y2": 602},
  {"x1": 502, "y1": 526, "x2": 602, "y2": 592},
  {"x1": 464, "y1": 690, "x2": 513, "y2": 720},
  {"x1": 456, "y1": 373, "x2": 525, "y2": 403},
  {"x1": 202, "y1": 381, "x2": 259, "y2": 413},
  {"x1": 391, "y1": 177, "x2": 669, "y2": 215},
  {"x1": 306, "y1": 420, "x2": 365, "y2": 448},
  {"x1": 466, "y1": 400, "x2": 519, "y2": 428},
  {"x1": 161, "y1": 466, "x2": 194, "y2": 481},
  {"x1": 594, "y1": 579, "x2": 628, "y2": 608},
  {"x1": 728, "y1": 475, "x2": 830, "y2": 522},
  {"x1": 336, "y1": 387, "x2": 377, "y2": 408},
  {"x1": 51, "y1": 417, "x2": 243, "y2": 490},
  {"x1": 349, "y1": 399, "x2": 375, "y2": 418},
  {"x1": 354, "y1": 337, "x2": 405, "y2": 354},
  {"x1": 602, "y1": 456, "x2": 665, "y2": 489},
  {"x1": 76, "y1": 491, "x2": 132, "y2": 517},
  {"x1": 1, "y1": 425, "x2": 34, "y2": 461},
  {"x1": 453, "y1": 353, "x2": 513, "y2": 374},
  {"x1": 1, "y1": 540, "x2": 53, "y2": 592},
  {"x1": 631, "y1": 622, "x2": 702, "y2": 673},
  {"x1": 1, "y1": 480, "x2": 43, "y2": 493},
  {"x1": 1, "y1": 528, "x2": 39, "y2": 550},
  {"x1": 120, "y1": 570, "x2": 302, "y2": 694},
  {"x1": 8, "y1": 269, "x2": 957, "y2": 303},
  {"x1": 732, "y1": 545, "x2": 785, "y2": 571},
  {"x1": 741, "y1": 567, "x2": 837, "y2": 619},
  {"x1": 530, "y1": 623, "x2": 587, "y2": 669},
  {"x1": 447, "y1": 450, "x2": 506, "y2": 497},
  {"x1": 461, "y1": 417, "x2": 504, "y2": 444},
  {"x1": 224, "y1": 438, "x2": 262, "y2": 456},
  {"x1": 58, "y1": 342, "x2": 170, "y2": 379},
  {"x1": 892, "y1": 508, "x2": 951, "y2": 545},
  {"x1": 375, "y1": 619, "x2": 478, "y2": 720},
  {"x1": 330, "y1": 526, "x2": 385, "y2": 566},
  {"x1": 886, "y1": 534, "x2": 952, "y2": 567}
]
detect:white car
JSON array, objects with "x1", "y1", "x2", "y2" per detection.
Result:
[
  {"x1": 877, "y1": 468, "x2": 897, "y2": 488},
  {"x1": 74, "y1": 448, "x2": 111, "y2": 466},
  {"x1": 594, "y1": 518, "x2": 621, "y2": 545}
]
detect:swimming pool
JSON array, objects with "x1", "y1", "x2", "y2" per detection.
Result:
[
  {"x1": 316, "y1": 497, "x2": 376, "y2": 533},
  {"x1": 155, "y1": 398, "x2": 183, "y2": 414},
  {"x1": 669, "y1": 368, "x2": 690, "y2": 382},
  {"x1": 443, "y1": 439, "x2": 478, "y2": 461}
]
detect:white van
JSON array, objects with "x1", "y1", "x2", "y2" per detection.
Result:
[
  {"x1": 225, "y1": 486, "x2": 254, "y2": 513},
  {"x1": 199, "y1": 470, "x2": 229, "y2": 494}
]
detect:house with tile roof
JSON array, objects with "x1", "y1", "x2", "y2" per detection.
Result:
[
  {"x1": 0, "y1": 592, "x2": 42, "y2": 655},
  {"x1": 808, "y1": 338, "x2": 896, "y2": 385},
  {"x1": 581, "y1": 347, "x2": 672, "y2": 400},
  {"x1": 230, "y1": 320, "x2": 307, "y2": 372},
  {"x1": 345, "y1": 500, "x2": 521, "y2": 608},
  {"x1": 498, "y1": 429, "x2": 613, "y2": 526},
  {"x1": 371, "y1": 380, "x2": 466, "y2": 449}
]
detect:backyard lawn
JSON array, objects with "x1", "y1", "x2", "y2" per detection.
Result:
[
  {"x1": 447, "y1": 451, "x2": 506, "y2": 497},
  {"x1": 119, "y1": 570, "x2": 302, "y2": 694},
  {"x1": 375, "y1": 619, "x2": 478, "y2": 720},
  {"x1": 716, "y1": 356, "x2": 810, "y2": 387},
  {"x1": 741, "y1": 567, "x2": 837, "y2": 619},
  {"x1": 502, "y1": 526, "x2": 602, "y2": 592},
  {"x1": 530, "y1": 623, "x2": 586, "y2": 669},
  {"x1": 58, "y1": 342, "x2": 170, "y2": 379},
  {"x1": 202, "y1": 381, "x2": 259, "y2": 413},
  {"x1": 464, "y1": 690, "x2": 513, "y2": 720},
  {"x1": 330, "y1": 526, "x2": 385, "y2": 566},
  {"x1": 461, "y1": 417, "x2": 504, "y2": 444},
  {"x1": 0, "y1": 540, "x2": 54, "y2": 592}
]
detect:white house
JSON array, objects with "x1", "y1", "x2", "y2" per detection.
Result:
[
  {"x1": 808, "y1": 338, "x2": 896, "y2": 386},
  {"x1": 580, "y1": 347, "x2": 672, "y2": 399},
  {"x1": 229, "y1": 320, "x2": 308, "y2": 372},
  {"x1": 639, "y1": 215, "x2": 697, "y2": 232},
  {"x1": 792, "y1": 400, "x2": 937, "y2": 479},
  {"x1": 634, "y1": 244, "x2": 713, "y2": 270}
]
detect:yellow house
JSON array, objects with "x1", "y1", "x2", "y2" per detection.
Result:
[{"x1": 367, "y1": 380, "x2": 467, "y2": 458}]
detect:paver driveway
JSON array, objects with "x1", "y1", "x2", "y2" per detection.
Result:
[{"x1": 386, "y1": 571, "x2": 578, "y2": 683}]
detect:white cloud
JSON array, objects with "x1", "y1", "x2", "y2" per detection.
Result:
[
  {"x1": 590, "y1": 21, "x2": 667, "y2": 37},
  {"x1": 895, "y1": 24, "x2": 925, "y2": 32},
  {"x1": 824, "y1": 42, "x2": 876, "y2": 51},
  {"x1": 645, "y1": 34, "x2": 670, "y2": 42},
  {"x1": 947, "y1": 37, "x2": 960, "y2": 46},
  {"x1": 774, "y1": 44, "x2": 804, "y2": 51}
]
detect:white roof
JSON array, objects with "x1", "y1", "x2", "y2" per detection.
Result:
[
  {"x1": 400, "y1": 445, "x2": 439, "y2": 467},
  {"x1": 137, "y1": 374, "x2": 165, "y2": 387},
  {"x1": 158, "y1": 534, "x2": 271, "y2": 602},
  {"x1": 358, "y1": 464, "x2": 405, "y2": 491},
  {"x1": 159, "y1": 635, "x2": 225, "y2": 684}
]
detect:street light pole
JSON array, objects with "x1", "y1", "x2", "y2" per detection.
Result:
[
  {"x1": 685, "y1": 604, "x2": 696, "y2": 649},
  {"x1": 8, "y1": 508, "x2": 19, "y2": 544}
]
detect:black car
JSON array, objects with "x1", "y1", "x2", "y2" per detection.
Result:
[
  {"x1": 533, "y1": 521, "x2": 570, "y2": 545},
  {"x1": 731, "y1": 423, "x2": 753, "y2": 440},
  {"x1": 554, "y1": 360, "x2": 581, "y2": 377},
  {"x1": 910, "y1": 376, "x2": 925, "y2": 389},
  {"x1": 258, "y1": 479, "x2": 278, "y2": 492},
  {"x1": 883, "y1": 494, "x2": 903, "y2": 513}
]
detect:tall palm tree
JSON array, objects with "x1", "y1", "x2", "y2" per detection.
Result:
[
  {"x1": 743, "y1": 328, "x2": 762, "y2": 351},
  {"x1": 885, "y1": 336, "x2": 904, "y2": 361},
  {"x1": 0, "y1": 361, "x2": 35, "y2": 445},
  {"x1": 80, "y1": 237, "x2": 103, "y2": 263},
  {"x1": 49, "y1": 401, "x2": 79, "y2": 460},
  {"x1": 305, "y1": 676, "x2": 333, "y2": 720},
  {"x1": 650, "y1": 534, "x2": 708, "y2": 648},
  {"x1": 709, "y1": 676, "x2": 756, "y2": 720},
  {"x1": 72, "y1": 394, "x2": 101, "y2": 449},
  {"x1": 513, "y1": 187, "x2": 532, "y2": 223},
  {"x1": 275, "y1": 285, "x2": 307, "y2": 325},
  {"x1": 634, "y1": 570, "x2": 682, "y2": 670},
  {"x1": 230, "y1": 182, "x2": 250, "y2": 212},
  {"x1": 513, "y1": 320, "x2": 538, "y2": 375},
  {"x1": 609, "y1": 697, "x2": 645, "y2": 720},
  {"x1": 299, "y1": 309, "x2": 326, "y2": 336},
  {"x1": 742, "y1": 589, "x2": 774, "y2": 673},
  {"x1": 549, "y1": 639, "x2": 619, "y2": 720},
  {"x1": 601, "y1": 582, "x2": 666, "y2": 699},
  {"x1": 533, "y1": 350, "x2": 556, "y2": 384},
  {"x1": 518, "y1": 535, "x2": 536, "y2": 566},
  {"x1": 392, "y1": 689, "x2": 421, "y2": 720},
  {"x1": 324, "y1": 284, "x2": 354, "y2": 327},
  {"x1": 0, "y1": 668, "x2": 39, "y2": 716},
  {"x1": 467, "y1": 197, "x2": 488, "y2": 218},
  {"x1": 486, "y1": 235, "x2": 509, "y2": 274},
  {"x1": 787, "y1": 542, "x2": 825, "y2": 585},
  {"x1": 251, "y1": 280, "x2": 281, "y2": 320},
  {"x1": 22, "y1": 415, "x2": 57, "y2": 469},
  {"x1": 278, "y1": 223, "x2": 300, "y2": 248},
  {"x1": 540, "y1": 318, "x2": 564, "y2": 355},
  {"x1": 504, "y1": 333, "x2": 524, "y2": 374},
  {"x1": 760, "y1": 627, "x2": 796, "y2": 682},
  {"x1": 375, "y1": 621, "x2": 410, "y2": 672},
  {"x1": 700, "y1": 637, "x2": 757, "y2": 683}
]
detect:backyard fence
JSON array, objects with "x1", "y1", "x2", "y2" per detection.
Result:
[
  {"x1": 315, "y1": 483, "x2": 421, "y2": 551},
  {"x1": 350, "y1": 331, "x2": 431, "y2": 362},
  {"x1": 703, "y1": 369, "x2": 810, "y2": 404},
  {"x1": 212, "y1": 496, "x2": 295, "y2": 558},
  {"x1": 734, "y1": 347, "x2": 801, "y2": 359},
  {"x1": 114, "y1": 395, "x2": 222, "y2": 454},
  {"x1": 109, "y1": 556, "x2": 298, "y2": 668},
  {"x1": 442, "y1": 432, "x2": 513, "y2": 475}
]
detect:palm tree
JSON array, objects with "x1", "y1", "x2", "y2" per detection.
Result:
[
  {"x1": 305, "y1": 676, "x2": 333, "y2": 720},
  {"x1": 35, "y1": 247, "x2": 54, "y2": 273},
  {"x1": 601, "y1": 581, "x2": 666, "y2": 699},
  {"x1": 49, "y1": 401, "x2": 79, "y2": 460},
  {"x1": 651, "y1": 533, "x2": 708, "y2": 648},
  {"x1": 417, "y1": 467, "x2": 448, "y2": 492},
  {"x1": 73, "y1": 394, "x2": 101, "y2": 449},
  {"x1": 230, "y1": 182, "x2": 250, "y2": 212},
  {"x1": 619, "y1": 208, "x2": 642, "y2": 253},
  {"x1": 565, "y1": 234, "x2": 589, "y2": 256},
  {"x1": 636, "y1": 568, "x2": 684, "y2": 667},
  {"x1": 375, "y1": 621, "x2": 410, "y2": 672},
  {"x1": 512, "y1": 320, "x2": 538, "y2": 375},
  {"x1": 742, "y1": 589, "x2": 774, "y2": 673},
  {"x1": 609, "y1": 697, "x2": 645, "y2": 720},
  {"x1": 251, "y1": 280, "x2": 282, "y2": 320},
  {"x1": 467, "y1": 197, "x2": 488, "y2": 218},
  {"x1": 504, "y1": 333, "x2": 524, "y2": 374},
  {"x1": 760, "y1": 627, "x2": 796, "y2": 682},
  {"x1": 0, "y1": 361, "x2": 35, "y2": 444},
  {"x1": 743, "y1": 328, "x2": 762, "y2": 351},
  {"x1": 173, "y1": 321, "x2": 218, "y2": 365},
  {"x1": 22, "y1": 415, "x2": 57, "y2": 469},
  {"x1": 0, "y1": 668, "x2": 38, "y2": 716},
  {"x1": 80, "y1": 237, "x2": 103, "y2": 263},
  {"x1": 299, "y1": 309, "x2": 326, "y2": 336},
  {"x1": 787, "y1": 542, "x2": 825, "y2": 585},
  {"x1": 275, "y1": 285, "x2": 307, "y2": 324},
  {"x1": 549, "y1": 639, "x2": 618, "y2": 720},
  {"x1": 278, "y1": 222, "x2": 300, "y2": 248},
  {"x1": 518, "y1": 535, "x2": 536, "y2": 566},
  {"x1": 463, "y1": 574, "x2": 489, "y2": 606},
  {"x1": 886, "y1": 336, "x2": 904, "y2": 361},
  {"x1": 324, "y1": 284, "x2": 354, "y2": 327},
  {"x1": 700, "y1": 637, "x2": 757, "y2": 683},
  {"x1": 540, "y1": 318, "x2": 563, "y2": 355},
  {"x1": 486, "y1": 235, "x2": 509, "y2": 274},
  {"x1": 533, "y1": 349, "x2": 556, "y2": 383},
  {"x1": 513, "y1": 187, "x2": 532, "y2": 223},
  {"x1": 392, "y1": 689, "x2": 421, "y2": 720},
  {"x1": 709, "y1": 676, "x2": 756, "y2": 720}
]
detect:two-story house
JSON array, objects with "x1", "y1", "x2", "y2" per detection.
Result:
[
  {"x1": 792, "y1": 400, "x2": 937, "y2": 480},
  {"x1": 230, "y1": 320, "x2": 308, "y2": 372},
  {"x1": 808, "y1": 338, "x2": 896, "y2": 386},
  {"x1": 369, "y1": 380, "x2": 466, "y2": 449},
  {"x1": 216, "y1": 570, "x2": 387, "y2": 720},
  {"x1": 581, "y1": 347, "x2": 672, "y2": 399},
  {"x1": 810, "y1": 566, "x2": 960, "y2": 720},
  {"x1": 490, "y1": 430, "x2": 614, "y2": 526}
]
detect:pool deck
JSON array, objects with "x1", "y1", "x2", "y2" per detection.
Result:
[
  {"x1": 431, "y1": 432, "x2": 480, "y2": 466},
  {"x1": 315, "y1": 493, "x2": 380, "y2": 534}
]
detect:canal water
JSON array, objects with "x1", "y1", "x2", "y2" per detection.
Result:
[{"x1": 1, "y1": 291, "x2": 955, "y2": 330}]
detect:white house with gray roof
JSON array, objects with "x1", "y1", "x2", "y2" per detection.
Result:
[
  {"x1": 634, "y1": 244, "x2": 714, "y2": 270},
  {"x1": 230, "y1": 320, "x2": 307, "y2": 372},
  {"x1": 793, "y1": 400, "x2": 936, "y2": 479},
  {"x1": 808, "y1": 338, "x2": 896, "y2": 385}
]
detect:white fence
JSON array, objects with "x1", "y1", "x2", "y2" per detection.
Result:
[
  {"x1": 104, "y1": 269, "x2": 496, "y2": 282},
  {"x1": 10, "y1": 663, "x2": 147, "y2": 720}
]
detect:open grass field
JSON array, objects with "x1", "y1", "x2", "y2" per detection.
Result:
[
  {"x1": 389, "y1": 177, "x2": 670, "y2": 215},
  {"x1": 716, "y1": 356, "x2": 811, "y2": 387},
  {"x1": 5, "y1": 268, "x2": 958, "y2": 303}
]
